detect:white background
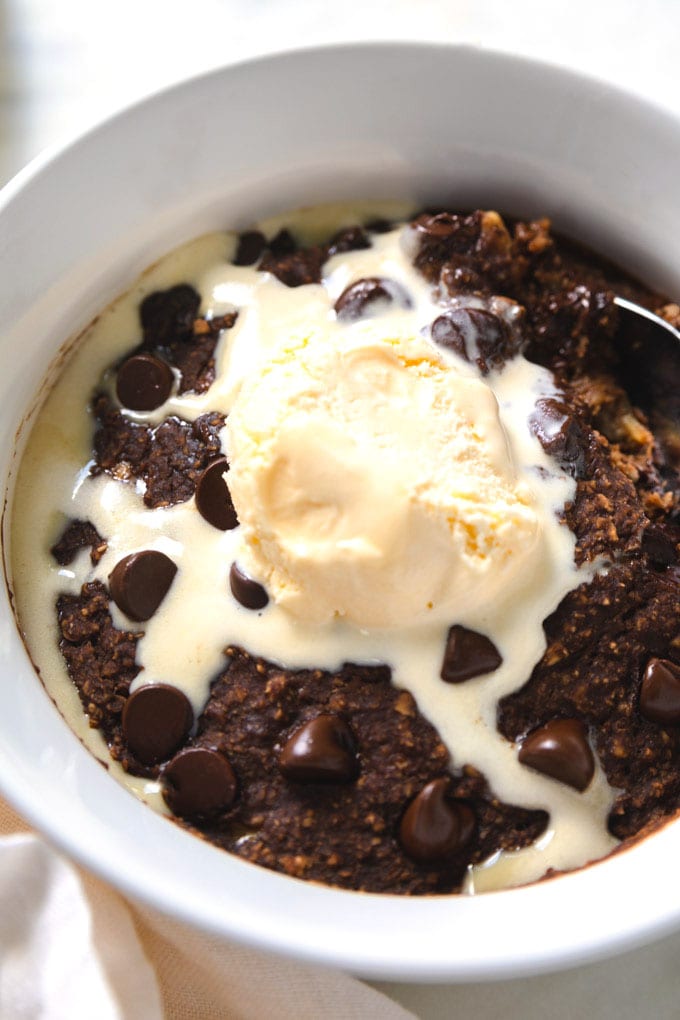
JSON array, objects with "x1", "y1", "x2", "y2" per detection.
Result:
[
  {"x1": 2, "y1": 1, "x2": 680, "y2": 1016},
  {"x1": 2, "y1": 0, "x2": 680, "y2": 186}
]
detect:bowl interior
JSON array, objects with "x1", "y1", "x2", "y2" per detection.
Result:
[{"x1": 2, "y1": 42, "x2": 680, "y2": 981}]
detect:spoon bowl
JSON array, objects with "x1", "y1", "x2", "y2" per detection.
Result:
[{"x1": 614, "y1": 296, "x2": 680, "y2": 426}]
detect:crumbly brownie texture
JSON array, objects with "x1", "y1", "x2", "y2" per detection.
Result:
[
  {"x1": 93, "y1": 401, "x2": 226, "y2": 509},
  {"x1": 53, "y1": 209, "x2": 680, "y2": 892}
]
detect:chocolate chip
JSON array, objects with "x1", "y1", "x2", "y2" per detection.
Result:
[
  {"x1": 409, "y1": 212, "x2": 492, "y2": 288},
  {"x1": 639, "y1": 658, "x2": 680, "y2": 725},
  {"x1": 413, "y1": 212, "x2": 461, "y2": 240},
  {"x1": 122, "y1": 683, "x2": 193, "y2": 766},
  {"x1": 108, "y1": 550, "x2": 177, "y2": 622},
  {"x1": 229, "y1": 563, "x2": 269, "y2": 610},
  {"x1": 430, "y1": 313, "x2": 468, "y2": 360},
  {"x1": 116, "y1": 353, "x2": 174, "y2": 411},
  {"x1": 334, "y1": 277, "x2": 412, "y2": 321},
  {"x1": 518, "y1": 718, "x2": 595, "y2": 791},
  {"x1": 430, "y1": 307, "x2": 511, "y2": 374},
  {"x1": 195, "y1": 457, "x2": 238, "y2": 531},
  {"x1": 279, "y1": 714, "x2": 359, "y2": 783},
  {"x1": 162, "y1": 746, "x2": 237, "y2": 819},
  {"x1": 259, "y1": 247, "x2": 325, "y2": 287},
  {"x1": 364, "y1": 218, "x2": 394, "y2": 234},
  {"x1": 267, "y1": 228, "x2": 297, "y2": 256},
  {"x1": 233, "y1": 230, "x2": 266, "y2": 266},
  {"x1": 529, "y1": 397, "x2": 588, "y2": 478},
  {"x1": 399, "y1": 778, "x2": 475, "y2": 863},
  {"x1": 326, "y1": 226, "x2": 371, "y2": 256},
  {"x1": 440, "y1": 625, "x2": 502, "y2": 683}
]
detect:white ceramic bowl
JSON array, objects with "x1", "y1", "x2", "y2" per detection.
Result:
[{"x1": 2, "y1": 43, "x2": 680, "y2": 982}]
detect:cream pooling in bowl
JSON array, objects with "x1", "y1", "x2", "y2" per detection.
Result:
[{"x1": 11, "y1": 206, "x2": 618, "y2": 893}]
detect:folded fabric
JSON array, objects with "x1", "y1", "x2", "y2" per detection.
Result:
[
  {"x1": 0, "y1": 802, "x2": 414, "y2": 1020},
  {"x1": 0, "y1": 833, "x2": 163, "y2": 1020}
]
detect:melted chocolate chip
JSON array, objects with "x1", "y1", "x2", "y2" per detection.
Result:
[
  {"x1": 122, "y1": 683, "x2": 193, "y2": 766},
  {"x1": 195, "y1": 457, "x2": 238, "y2": 531},
  {"x1": 430, "y1": 307, "x2": 510, "y2": 374},
  {"x1": 364, "y1": 218, "x2": 394, "y2": 234},
  {"x1": 162, "y1": 746, "x2": 238, "y2": 819},
  {"x1": 229, "y1": 563, "x2": 269, "y2": 610},
  {"x1": 233, "y1": 230, "x2": 266, "y2": 266},
  {"x1": 108, "y1": 550, "x2": 177, "y2": 622},
  {"x1": 518, "y1": 718, "x2": 595, "y2": 791},
  {"x1": 267, "y1": 228, "x2": 297, "y2": 256},
  {"x1": 413, "y1": 212, "x2": 461, "y2": 240},
  {"x1": 279, "y1": 714, "x2": 359, "y2": 783},
  {"x1": 399, "y1": 778, "x2": 475, "y2": 863},
  {"x1": 440, "y1": 625, "x2": 502, "y2": 683},
  {"x1": 430, "y1": 313, "x2": 468, "y2": 360},
  {"x1": 327, "y1": 226, "x2": 371, "y2": 256},
  {"x1": 116, "y1": 353, "x2": 174, "y2": 411},
  {"x1": 334, "y1": 277, "x2": 412, "y2": 321},
  {"x1": 639, "y1": 658, "x2": 680, "y2": 725},
  {"x1": 529, "y1": 397, "x2": 588, "y2": 478}
]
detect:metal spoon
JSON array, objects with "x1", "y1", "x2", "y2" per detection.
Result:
[{"x1": 613, "y1": 296, "x2": 680, "y2": 425}]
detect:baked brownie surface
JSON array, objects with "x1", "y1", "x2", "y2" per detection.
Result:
[{"x1": 47, "y1": 208, "x2": 680, "y2": 893}]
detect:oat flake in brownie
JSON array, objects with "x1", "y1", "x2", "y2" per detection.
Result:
[{"x1": 10, "y1": 203, "x2": 680, "y2": 895}]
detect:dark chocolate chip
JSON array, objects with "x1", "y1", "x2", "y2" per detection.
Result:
[
  {"x1": 233, "y1": 230, "x2": 266, "y2": 266},
  {"x1": 267, "y1": 228, "x2": 297, "y2": 256},
  {"x1": 195, "y1": 457, "x2": 238, "y2": 531},
  {"x1": 116, "y1": 353, "x2": 174, "y2": 411},
  {"x1": 326, "y1": 226, "x2": 371, "y2": 256},
  {"x1": 108, "y1": 550, "x2": 177, "y2": 622},
  {"x1": 279, "y1": 714, "x2": 358, "y2": 783},
  {"x1": 413, "y1": 212, "x2": 461, "y2": 240},
  {"x1": 259, "y1": 247, "x2": 325, "y2": 287},
  {"x1": 440, "y1": 625, "x2": 502, "y2": 683},
  {"x1": 639, "y1": 658, "x2": 680, "y2": 725},
  {"x1": 139, "y1": 284, "x2": 201, "y2": 347},
  {"x1": 399, "y1": 778, "x2": 475, "y2": 863},
  {"x1": 430, "y1": 313, "x2": 469, "y2": 360},
  {"x1": 529, "y1": 397, "x2": 588, "y2": 478},
  {"x1": 229, "y1": 563, "x2": 269, "y2": 610},
  {"x1": 122, "y1": 683, "x2": 193, "y2": 766},
  {"x1": 364, "y1": 218, "x2": 394, "y2": 234},
  {"x1": 430, "y1": 307, "x2": 510, "y2": 374},
  {"x1": 162, "y1": 746, "x2": 238, "y2": 819},
  {"x1": 518, "y1": 718, "x2": 595, "y2": 791},
  {"x1": 334, "y1": 277, "x2": 412, "y2": 321}
]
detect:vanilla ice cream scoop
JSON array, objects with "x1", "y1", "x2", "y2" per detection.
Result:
[{"x1": 224, "y1": 329, "x2": 541, "y2": 629}]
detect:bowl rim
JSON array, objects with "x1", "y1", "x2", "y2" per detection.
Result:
[{"x1": 3, "y1": 40, "x2": 680, "y2": 982}]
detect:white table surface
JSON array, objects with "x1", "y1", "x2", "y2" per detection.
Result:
[{"x1": 2, "y1": 0, "x2": 680, "y2": 1016}]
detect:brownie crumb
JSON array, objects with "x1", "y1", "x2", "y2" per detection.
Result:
[
  {"x1": 92, "y1": 395, "x2": 225, "y2": 508},
  {"x1": 140, "y1": 284, "x2": 201, "y2": 348},
  {"x1": 51, "y1": 519, "x2": 107, "y2": 566},
  {"x1": 57, "y1": 582, "x2": 142, "y2": 764},
  {"x1": 259, "y1": 245, "x2": 327, "y2": 288}
]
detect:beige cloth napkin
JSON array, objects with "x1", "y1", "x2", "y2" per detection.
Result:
[{"x1": 0, "y1": 798, "x2": 414, "y2": 1020}]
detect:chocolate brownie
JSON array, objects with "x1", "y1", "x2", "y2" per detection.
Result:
[{"x1": 45, "y1": 208, "x2": 680, "y2": 893}]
